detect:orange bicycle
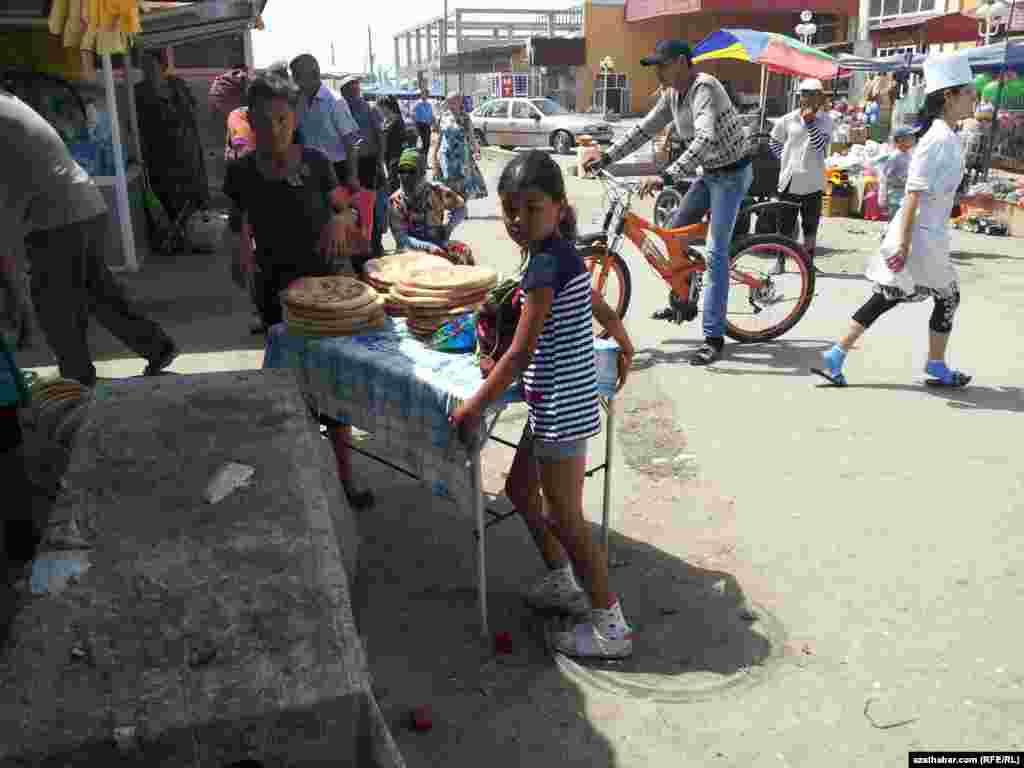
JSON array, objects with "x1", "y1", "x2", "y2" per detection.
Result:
[{"x1": 580, "y1": 169, "x2": 815, "y2": 342}]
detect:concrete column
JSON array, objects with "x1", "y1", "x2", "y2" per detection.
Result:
[
  {"x1": 394, "y1": 37, "x2": 401, "y2": 74},
  {"x1": 455, "y1": 10, "x2": 463, "y2": 93},
  {"x1": 426, "y1": 22, "x2": 433, "y2": 63},
  {"x1": 851, "y1": 0, "x2": 873, "y2": 102},
  {"x1": 406, "y1": 33, "x2": 413, "y2": 77},
  {"x1": 547, "y1": 12, "x2": 556, "y2": 37},
  {"x1": 416, "y1": 27, "x2": 423, "y2": 65}
]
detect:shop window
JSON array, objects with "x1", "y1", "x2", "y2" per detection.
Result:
[
  {"x1": 870, "y1": 0, "x2": 936, "y2": 19},
  {"x1": 813, "y1": 14, "x2": 839, "y2": 45}
]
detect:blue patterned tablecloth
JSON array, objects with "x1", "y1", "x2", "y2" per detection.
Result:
[{"x1": 262, "y1": 318, "x2": 619, "y2": 511}]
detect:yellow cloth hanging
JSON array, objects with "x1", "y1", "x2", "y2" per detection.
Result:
[
  {"x1": 48, "y1": 0, "x2": 69, "y2": 36},
  {"x1": 80, "y1": 0, "x2": 101, "y2": 52},
  {"x1": 62, "y1": 0, "x2": 85, "y2": 49}
]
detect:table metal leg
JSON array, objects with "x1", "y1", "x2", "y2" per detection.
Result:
[
  {"x1": 470, "y1": 446, "x2": 489, "y2": 640},
  {"x1": 602, "y1": 397, "x2": 616, "y2": 564}
]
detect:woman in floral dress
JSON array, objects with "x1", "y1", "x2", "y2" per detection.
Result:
[{"x1": 430, "y1": 92, "x2": 488, "y2": 205}]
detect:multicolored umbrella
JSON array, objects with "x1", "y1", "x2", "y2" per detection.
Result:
[{"x1": 693, "y1": 29, "x2": 839, "y2": 80}]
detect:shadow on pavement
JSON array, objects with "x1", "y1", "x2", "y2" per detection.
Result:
[
  {"x1": 633, "y1": 339, "x2": 834, "y2": 375},
  {"x1": 830, "y1": 383, "x2": 1024, "y2": 413},
  {"x1": 950, "y1": 249, "x2": 1022, "y2": 264},
  {"x1": 351, "y1": 451, "x2": 781, "y2": 766}
]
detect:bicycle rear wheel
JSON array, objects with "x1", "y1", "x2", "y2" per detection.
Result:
[
  {"x1": 578, "y1": 242, "x2": 631, "y2": 338},
  {"x1": 724, "y1": 234, "x2": 815, "y2": 343}
]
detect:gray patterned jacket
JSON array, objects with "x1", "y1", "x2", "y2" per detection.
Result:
[{"x1": 604, "y1": 73, "x2": 748, "y2": 178}]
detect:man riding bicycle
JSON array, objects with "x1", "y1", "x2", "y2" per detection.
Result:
[{"x1": 587, "y1": 40, "x2": 752, "y2": 366}]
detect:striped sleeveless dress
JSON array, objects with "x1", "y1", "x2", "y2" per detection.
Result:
[{"x1": 521, "y1": 236, "x2": 601, "y2": 444}]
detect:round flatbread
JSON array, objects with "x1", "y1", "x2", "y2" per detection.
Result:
[
  {"x1": 390, "y1": 286, "x2": 490, "y2": 308},
  {"x1": 283, "y1": 276, "x2": 377, "y2": 311},
  {"x1": 407, "y1": 303, "x2": 482, "y2": 319},
  {"x1": 284, "y1": 304, "x2": 386, "y2": 330},
  {"x1": 365, "y1": 253, "x2": 451, "y2": 285},
  {"x1": 286, "y1": 312, "x2": 387, "y2": 338},
  {"x1": 284, "y1": 295, "x2": 385, "y2": 321},
  {"x1": 32, "y1": 378, "x2": 85, "y2": 401},
  {"x1": 401, "y1": 265, "x2": 497, "y2": 292}
]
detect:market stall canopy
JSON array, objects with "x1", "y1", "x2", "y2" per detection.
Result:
[
  {"x1": 838, "y1": 40, "x2": 1024, "y2": 74},
  {"x1": 136, "y1": 0, "x2": 264, "y2": 49},
  {"x1": 693, "y1": 28, "x2": 839, "y2": 80},
  {"x1": 437, "y1": 42, "x2": 525, "y2": 74},
  {"x1": 920, "y1": 11, "x2": 985, "y2": 45},
  {"x1": 626, "y1": 0, "x2": 856, "y2": 23}
]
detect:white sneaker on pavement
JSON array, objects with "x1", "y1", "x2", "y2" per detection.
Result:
[
  {"x1": 524, "y1": 570, "x2": 591, "y2": 615},
  {"x1": 548, "y1": 616, "x2": 633, "y2": 660}
]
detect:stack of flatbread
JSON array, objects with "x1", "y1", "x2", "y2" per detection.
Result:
[
  {"x1": 282, "y1": 275, "x2": 387, "y2": 337},
  {"x1": 389, "y1": 264, "x2": 498, "y2": 341},
  {"x1": 363, "y1": 253, "x2": 452, "y2": 316},
  {"x1": 30, "y1": 377, "x2": 92, "y2": 445}
]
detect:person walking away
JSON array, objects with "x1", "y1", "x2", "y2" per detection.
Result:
[
  {"x1": 878, "y1": 126, "x2": 917, "y2": 221},
  {"x1": 769, "y1": 78, "x2": 833, "y2": 275},
  {"x1": 451, "y1": 151, "x2": 634, "y2": 659},
  {"x1": 586, "y1": 40, "x2": 753, "y2": 366},
  {"x1": 339, "y1": 75, "x2": 388, "y2": 259},
  {"x1": 811, "y1": 52, "x2": 976, "y2": 390},
  {"x1": 222, "y1": 74, "x2": 374, "y2": 510},
  {"x1": 378, "y1": 96, "x2": 408, "y2": 195},
  {"x1": 413, "y1": 87, "x2": 435, "y2": 152},
  {"x1": 135, "y1": 50, "x2": 209, "y2": 228},
  {"x1": 430, "y1": 92, "x2": 488, "y2": 215},
  {"x1": 388, "y1": 148, "x2": 474, "y2": 265},
  {"x1": 1, "y1": 89, "x2": 177, "y2": 387}
]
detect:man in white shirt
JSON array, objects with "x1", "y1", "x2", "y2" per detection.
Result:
[
  {"x1": 769, "y1": 78, "x2": 834, "y2": 274},
  {"x1": 1, "y1": 89, "x2": 177, "y2": 387}
]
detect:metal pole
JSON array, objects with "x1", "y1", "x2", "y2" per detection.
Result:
[
  {"x1": 601, "y1": 396, "x2": 616, "y2": 564},
  {"x1": 980, "y1": 0, "x2": 1016, "y2": 181},
  {"x1": 471, "y1": 447, "x2": 489, "y2": 640},
  {"x1": 102, "y1": 52, "x2": 138, "y2": 272},
  {"x1": 758, "y1": 65, "x2": 768, "y2": 134},
  {"x1": 443, "y1": 0, "x2": 449, "y2": 93}
]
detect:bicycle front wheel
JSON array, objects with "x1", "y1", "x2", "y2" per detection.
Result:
[
  {"x1": 724, "y1": 234, "x2": 815, "y2": 343},
  {"x1": 578, "y1": 241, "x2": 631, "y2": 338}
]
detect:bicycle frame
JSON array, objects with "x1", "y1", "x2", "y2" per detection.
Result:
[{"x1": 591, "y1": 171, "x2": 770, "y2": 300}]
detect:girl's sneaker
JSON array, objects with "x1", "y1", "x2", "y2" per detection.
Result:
[
  {"x1": 525, "y1": 570, "x2": 590, "y2": 615},
  {"x1": 549, "y1": 615, "x2": 633, "y2": 660}
]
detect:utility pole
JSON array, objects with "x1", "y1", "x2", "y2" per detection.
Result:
[
  {"x1": 331, "y1": 41, "x2": 336, "y2": 67},
  {"x1": 368, "y1": 26, "x2": 375, "y2": 79}
]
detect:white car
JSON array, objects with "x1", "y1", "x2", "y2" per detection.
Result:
[{"x1": 471, "y1": 97, "x2": 615, "y2": 154}]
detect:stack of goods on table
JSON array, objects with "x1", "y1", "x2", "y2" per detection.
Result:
[
  {"x1": 388, "y1": 264, "x2": 498, "y2": 341},
  {"x1": 282, "y1": 276, "x2": 387, "y2": 337},
  {"x1": 29, "y1": 377, "x2": 93, "y2": 447},
  {"x1": 363, "y1": 253, "x2": 452, "y2": 316}
]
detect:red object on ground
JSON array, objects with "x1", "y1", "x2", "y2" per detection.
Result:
[
  {"x1": 494, "y1": 631, "x2": 514, "y2": 655},
  {"x1": 410, "y1": 705, "x2": 434, "y2": 731},
  {"x1": 862, "y1": 188, "x2": 882, "y2": 221}
]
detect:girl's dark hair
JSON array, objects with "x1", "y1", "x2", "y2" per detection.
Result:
[
  {"x1": 917, "y1": 85, "x2": 963, "y2": 136},
  {"x1": 247, "y1": 74, "x2": 299, "y2": 114},
  {"x1": 498, "y1": 150, "x2": 578, "y2": 242},
  {"x1": 498, "y1": 150, "x2": 566, "y2": 201}
]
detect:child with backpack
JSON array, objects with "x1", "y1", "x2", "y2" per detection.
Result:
[{"x1": 450, "y1": 151, "x2": 635, "y2": 659}]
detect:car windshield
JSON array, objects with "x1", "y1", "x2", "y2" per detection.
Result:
[{"x1": 530, "y1": 99, "x2": 570, "y2": 116}]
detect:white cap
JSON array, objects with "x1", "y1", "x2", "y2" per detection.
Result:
[
  {"x1": 798, "y1": 78, "x2": 824, "y2": 92},
  {"x1": 923, "y1": 52, "x2": 973, "y2": 95}
]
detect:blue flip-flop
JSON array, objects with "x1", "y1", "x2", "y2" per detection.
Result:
[
  {"x1": 811, "y1": 367, "x2": 848, "y2": 387},
  {"x1": 924, "y1": 372, "x2": 972, "y2": 388}
]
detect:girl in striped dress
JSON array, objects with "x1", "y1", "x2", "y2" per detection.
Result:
[{"x1": 450, "y1": 151, "x2": 634, "y2": 659}]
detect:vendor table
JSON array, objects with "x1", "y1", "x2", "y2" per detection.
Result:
[{"x1": 263, "y1": 318, "x2": 621, "y2": 639}]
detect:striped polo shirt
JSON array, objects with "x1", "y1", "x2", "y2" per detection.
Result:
[{"x1": 521, "y1": 236, "x2": 601, "y2": 444}]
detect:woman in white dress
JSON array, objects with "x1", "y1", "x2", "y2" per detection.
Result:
[{"x1": 812, "y1": 52, "x2": 976, "y2": 389}]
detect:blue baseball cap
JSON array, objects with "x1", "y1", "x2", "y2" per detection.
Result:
[
  {"x1": 641, "y1": 40, "x2": 693, "y2": 67},
  {"x1": 892, "y1": 125, "x2": 918, "y2": 140}
]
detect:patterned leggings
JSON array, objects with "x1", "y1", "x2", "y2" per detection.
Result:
[{"x1": 852, "y1": 287, "x2": 961, "y2": 334}]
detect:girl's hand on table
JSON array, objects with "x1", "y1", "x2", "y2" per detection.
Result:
[{"x1": 450, "y1": 402, "x2": 482, "y2": 448}]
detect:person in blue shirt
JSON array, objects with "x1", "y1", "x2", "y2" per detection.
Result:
[
  {"x1": 289, "y1": 54, "x2": 360, "y2": 189},
  {"x1": 412, "y1": 88, "x2": 435, "y2": 152}
]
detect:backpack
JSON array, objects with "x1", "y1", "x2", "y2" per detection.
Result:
[
  {"x1": 208, "y1": 69, "x2": 249, "y2": 116},
  {"x1": 476, "y1": 278, "x2": 523, "y2": 379}
]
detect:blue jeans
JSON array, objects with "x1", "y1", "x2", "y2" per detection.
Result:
[{"x1": 669, "y1": 163, "x2": 754, "y2": 339}]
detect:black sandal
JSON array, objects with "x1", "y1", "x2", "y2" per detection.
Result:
[
  {"x1": 689, "y1": 341, "x2": 723, "y2": 366},
  {"x1": 344, "y1": 486, "x2": 376, "y2": 511}
]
